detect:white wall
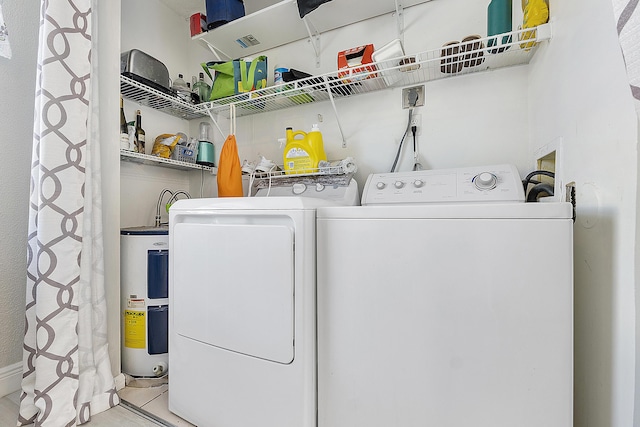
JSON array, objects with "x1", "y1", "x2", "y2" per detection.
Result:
[
  {"x1": 528, "y1": 1, "x2": 638, "y2": 426},
  {"x1": 122, "y1": 0, "x2": 531, "y2": 222},
  {"x1": 121, "y1": 0, "x2": 216, "y2": 228},
  {"x1": 223, "y1": 0, "x2": 532, "y2": 186},
  {"x1": 98, "y1": 0, "x2": 124, "y2": 379},
  {"x1": 0, "y1": 1, "x2": 40, "y2": 372}
]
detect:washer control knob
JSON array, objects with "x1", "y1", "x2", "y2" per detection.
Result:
[
  {"x1": 474, "y1": 172, "x2": 498, "y2": 190},
  {"x1": 316, "y1": 183, "x2": 325, "y2": 192},
  {"x1": 394, "y1": 181, "x2": 405, "y2": 189},
  {"x1": 413, "y1": 179, "x2": 425, "y2": 188},
  {"x1": 292, "y1": 183, "x2": 307, "y2": 195},
  {"x1": 376, "y1": 182, "x2": 386, "y2": 190}
]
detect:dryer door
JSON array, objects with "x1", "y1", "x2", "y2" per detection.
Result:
[{"x1": 173, "y1": 219, "x2": 294, "y2": 364}]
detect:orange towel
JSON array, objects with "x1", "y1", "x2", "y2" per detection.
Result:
[{"x1": 216, "y1": 134, "x2": 243, "y2": 197}]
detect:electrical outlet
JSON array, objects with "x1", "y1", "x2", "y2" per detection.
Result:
[
  {"x1": 410, "y1": 113, "x2": 422, "y2": 135},
  {"x1": 402, "y1": 85, "x2": 425, "y2": 109}
]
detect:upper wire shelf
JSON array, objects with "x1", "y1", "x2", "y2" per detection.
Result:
[
  {"x1": 120, "y1": 24, "x2": 551, "y2": 121},
  {"x1": 204, "y1": 25, "x2": 551, "y2": 118},
  {"x1": 120, "y1": 76, "x2": 208, "y2": 120}
]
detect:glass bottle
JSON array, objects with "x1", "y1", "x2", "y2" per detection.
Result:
[
  {"x1": 172, "y1": 73, "x2": 191, "y2": 103},
  {"x1": 120, "y1": 97, "x2": 130, "y2": 150},
  {"x1": 135, "y1": 110, "x2": 145, "y2": 154},
  {"x1": 192, "y1": 72, "x2": 211, "y2": 104}
]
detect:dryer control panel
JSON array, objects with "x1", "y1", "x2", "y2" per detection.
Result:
[{"x1": 361, "y1": 164, "x2": 525, "y2": 205}]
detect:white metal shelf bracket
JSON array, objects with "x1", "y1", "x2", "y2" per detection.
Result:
[
  {"x1": 200, "y1": 39, "x2": 230, "y2": 62},
  {"x1": 204, "y1": 108, "x2": 226, "y2": 140},
  {"x1": 323, "y1": 76, "x2": 347, "y2": 148},
  {"x1": 302, "y1": 17, "x2": 322, "y2": 68},
  {"x1": 394, "y1": 1, "x2": 405, "y2": 46},
  {"x1": 535, "y1": 23, "x2": 552, "y2": 41}
]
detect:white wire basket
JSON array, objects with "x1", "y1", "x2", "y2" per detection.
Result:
[{"x1": 251, "y1": 163, "x2": 355, "y2": 189}]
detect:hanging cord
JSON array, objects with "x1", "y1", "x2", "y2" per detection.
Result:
[
  {"x1": 411, "y1": 125, "x2": 422, "y2": 171},
  {"x1": 390, "y1": 88, "x2": 420, "y2": 172},
  {"x1": 229, "y1": 103, "x2": 236, "y2": 135},
  {"x1": 200, "y1": 168, "x2": 205, "y2": 198},
  {"x1": 247, "y1": 170, "x2": 255, "y2": 197},
  {"x1": 265, "y1": 164, "x2": 277, "y2": 197},
  {"x1": 247, "y1": 164, "x2": 278, "y2": 197},
  {"x1": 522, "y1": 170, "x2": 555, "y2": 192},
  {"x1": 526, "y1": 183, "x2": 554, "y2": 202},
  {"x1": 390, "y1": 109, "x2": 412, "y2": 172}
]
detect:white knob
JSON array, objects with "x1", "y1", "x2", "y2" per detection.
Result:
[
  {"x1": 292, "y1": 183, "x2": 307, "y2": 195},
  {"x1": 394, "y1": 181, "x2": 405, "y2": 189},
  {"x1": 376, "y1": 182, "x2": 386, "y2": 190},
  {"x1": 413, "y1": 179, "x2": 424, "y2": 188},
  {"x1": 474, "y1": 172, "x2": 497, "y2": 190},
  {"x1": 315, "y1": 183, "x2": 325, "y2": 192}
]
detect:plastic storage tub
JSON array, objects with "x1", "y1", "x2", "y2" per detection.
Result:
[{"x1": 206, "y1": 0, "x2": 245, "y2": 30}]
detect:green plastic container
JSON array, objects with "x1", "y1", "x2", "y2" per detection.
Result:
[{"x1": 487, "y1": 0, "x2": 513, "y2": 54}]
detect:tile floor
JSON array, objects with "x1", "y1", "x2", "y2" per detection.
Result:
[
  {"x1": 119, "y1": 384, "x2": 195, "y2": 426},
  {"x1": 0, "y1": 385, "x2": 194, "y2": 426}
]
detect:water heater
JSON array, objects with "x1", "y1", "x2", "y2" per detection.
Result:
[{"x1": 120, "y1": 227, "x2": 169, "y2": 377}]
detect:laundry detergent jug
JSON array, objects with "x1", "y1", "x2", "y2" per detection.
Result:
[{"x1": 283, "y1": 124, "x2": 327, "y2": 174}]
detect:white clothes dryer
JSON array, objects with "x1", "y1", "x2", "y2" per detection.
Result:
[
  {"x1": 317, "y1": 165, "x2": 574, "y2": 427},
  {"x1": 168, "y1": 179, "x2": 358, "y2": 427}
]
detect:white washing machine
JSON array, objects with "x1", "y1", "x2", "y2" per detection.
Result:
[
  {"x1": 168, "y1": 179, "x2": 358, "y2": 427},
  {"x1": 317, "y1": 165, "x2": 573, "y2": 427}
]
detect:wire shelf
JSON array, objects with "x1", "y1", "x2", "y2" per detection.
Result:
[
  {"x1": 120, "y1": 24, "x2": 550, "y2": 121},
  {"x1": 120, "y1": 76, "x2": 209, "y2": 120},
  {"x1": 251, "y1": 164, "x2": 355, "y2": 189},
  {"x1": 205, "y1": 25, "x2": 550, "y2": 118},
  {"x1": 120, "y1": 149, "x2": 216, "y2": 172}
]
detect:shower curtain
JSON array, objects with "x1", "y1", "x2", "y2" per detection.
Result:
[
  {"x1": 613, "y1": 0, "x2": 640, "y2": 110},
  {"x1": 610, "y1": 0, "x2": 640, "y2": 422},
  {"x1": 18, "y1": 0, "x2": 118, "y2": 425}
]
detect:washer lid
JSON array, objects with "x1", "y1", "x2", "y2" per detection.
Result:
[{"x1": 317, "y1": 202, "x2": 573, "y2": 220}]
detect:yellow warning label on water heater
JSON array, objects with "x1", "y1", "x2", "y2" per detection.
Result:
[{"x1": 124, "y1": 310, "x2": 146, "y2": 349}]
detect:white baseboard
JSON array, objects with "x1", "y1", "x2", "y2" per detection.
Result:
[
  {"x1": 114, "y1": 373, "x2": 126, "y2": 391},
  {"x1": 0, "y1": 362, "x2": 22, "y2": 399}
]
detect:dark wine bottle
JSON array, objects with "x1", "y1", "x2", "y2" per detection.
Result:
[
  {"x1": 135, "y1": 110, "x2": 145, "y2": 154},
  {"x1": 120, "y1": 97, "x2": 130, "y2": 150}
]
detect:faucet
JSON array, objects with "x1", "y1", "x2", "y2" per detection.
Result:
[
  {"x1": 155, "y1": 189, "x2": 192, "y2": 227},
  {"x1": 155, "y1": 188, "x2": 174, "y2": 227}
]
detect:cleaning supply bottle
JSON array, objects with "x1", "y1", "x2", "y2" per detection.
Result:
[
  {"x1": 283, "y1": 124, "x2": 327, "y2": 174},
  {"x1": 487, "y1": 0, "x2": 513, "y2": 54}
]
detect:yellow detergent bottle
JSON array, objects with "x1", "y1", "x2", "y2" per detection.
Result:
[{"x1": 283, "y1": 124, "x2": 327, "y2": 174}]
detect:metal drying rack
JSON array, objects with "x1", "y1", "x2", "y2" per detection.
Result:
[{"x1": 251, "y1": 164, "x2": 355, "y2": 190}]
